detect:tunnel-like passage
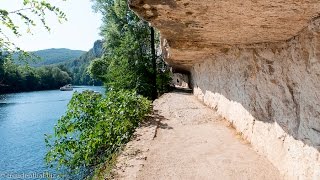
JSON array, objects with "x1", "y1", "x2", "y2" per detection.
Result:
[{"x1": 129, "y1": 0, "x2": 320, "y2": 178}]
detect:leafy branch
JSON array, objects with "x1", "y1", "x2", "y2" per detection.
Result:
[{"x1": 0, "y1": 0, "x2": 67, "y2": 53}]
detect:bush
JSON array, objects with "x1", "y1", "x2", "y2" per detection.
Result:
[
  {"x1": 45, "y1": 90, "x2": 151, "y2": 178},
  {"x1": 157, "y1": 69, "x2": 172, "y2": 95}
]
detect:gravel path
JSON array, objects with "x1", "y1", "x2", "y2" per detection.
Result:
[{"x1": 111, "y1": 91, "x2": 282, "y2": 180}]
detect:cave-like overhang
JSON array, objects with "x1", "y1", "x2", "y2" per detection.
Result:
[{"x1": 129, "y1": 0, "x2": 320, "y2": 70}]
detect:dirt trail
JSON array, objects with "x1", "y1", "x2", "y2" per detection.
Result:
[{"x1": 111, "y1": 92, "x2": 282, "y2": 180}]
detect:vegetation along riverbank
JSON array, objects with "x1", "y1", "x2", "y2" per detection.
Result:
[
  {"x1": 43, "y1": 0, "x2": 172, "y2": 179},
  {"x1": 1, "y1": 0, "x2": 170, "y2": 178}
]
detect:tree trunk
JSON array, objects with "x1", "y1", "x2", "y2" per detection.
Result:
[{"x1": 150, "y1": 26, "x2": 157, "y2": 100}]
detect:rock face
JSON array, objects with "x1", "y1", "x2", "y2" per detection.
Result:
[
  {"x1": 92, "y1": 40, "x2": 104, "y2": 58},
  {"x1": 129, "y1": 0, "x2": 320, "y2": 178},
  {"x1": 129, "y1": 0, "x2": 320, "y2": 69},
  {"x1": 193, "y1": 19, "x2": 320, "y2": 178},
  {"x1": 172, "y1": 73, "x2": 189, "y2": 88}
]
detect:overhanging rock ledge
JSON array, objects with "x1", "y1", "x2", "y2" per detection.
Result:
[
  {"x1": 129, "y1": 0, "x2": 320, "y2": 70},
  {"x1": 129, "y1": 0, "x2": 320, "y2": 179}
]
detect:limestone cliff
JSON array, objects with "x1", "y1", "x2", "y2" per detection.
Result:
[{"x1": 129, "y1": 0, "x2": 320, "y2": 179}]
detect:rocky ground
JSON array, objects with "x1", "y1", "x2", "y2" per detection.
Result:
[{"x1": 108, "y1": 91, "x2": 282, "y2": 180}]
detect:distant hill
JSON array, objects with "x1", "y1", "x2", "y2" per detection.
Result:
[
  {"x1": 66, "y1": 40, "x2": 104, "y2": 85},
  {"x1": 12, "y1": 41, "x2": 103, "y2": 86},
  {"x1": 14, "y1": 48, "x2": 86, "y2": 66}
]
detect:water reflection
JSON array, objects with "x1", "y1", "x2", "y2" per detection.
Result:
[{"x1": 0, "y1": 86, "x2": 105, "y2": 177}]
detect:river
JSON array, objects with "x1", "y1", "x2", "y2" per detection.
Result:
[{"x1": 0, "y1": 86, "x2": 105, "y2": 179}]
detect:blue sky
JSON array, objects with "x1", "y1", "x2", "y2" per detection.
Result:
[{"x1": 1, "y1": 0, "x2": 102, "y2": 51}]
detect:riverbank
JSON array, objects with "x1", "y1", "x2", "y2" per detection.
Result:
[
  {"x1": 104, "y1": 91, "x2": 282, "y2": 179},
  {"x1": 0, "y1": 86, "x2": 105, "y2": 177},
  {"x1": 0, "y1": 85, "x2": 97, "y2": 95},
  {"x1": 0, "y1": 85, "x2": 63, "y2": 95}
]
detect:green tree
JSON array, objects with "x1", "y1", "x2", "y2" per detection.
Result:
[
  {"x1": 37, "y1": 66, "x2": 54, "y2": 89},
  {"x1": 87, "y1": 57, "x2": 108, "y2": 82},
  {"x1": 91, "y1": 0, "x2": 161, "y2": 99},
  {"x1": 0, "y1": 62, "x2": 73, "y2": 94},
  {"x1": 52, "y1": 67, "x2": 72, "y2": 87},
  {"x1": 65, "y1": 40, "x2": 103, "y2": 86},
  {"x1": 0, "y1": 53, "x2": 6, "y2": 86},
  {"x1": 45, "y1": 90, "x2": 151, "y2": 178},
  {"x1": 0, "y1": 0, "x2": 69, "y2": 93},
  {"x1": 45, "y1": 1, "x2": 172, "y2": 178},
  {"x1": 21, "y1": 68, "x2": 40, "y2": 90}
]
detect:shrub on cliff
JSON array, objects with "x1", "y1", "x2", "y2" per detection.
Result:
[{"x1": 45, "y1": 90, "x2": 151, "y2": 178}]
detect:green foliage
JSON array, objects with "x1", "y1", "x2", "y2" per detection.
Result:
[
  {"x1": 0, "y1": 0, "x2": 67, "y2": 52},
  {"x1": 0, "y1": 55, "x2": 72, "y2": 93},
  {"x1": 87, "y1": 57, "x2": 108, "y2": 81},
  {"x1": 45, "y1": 90, "x2": 151, "y2": 178},
  {"x1": 90, "y1": 0, "x2": 169, "y2": 99},
  {"x1": 0, "y1": 1, "x2": 72, "y2": 92},
  {"x1": 157, "y1": 69, "x2": 172, "y2": 95},
  {"x1": 14, "y1": 48, "x2": 85, "y2": 66},
  {"x1": 65, "y1": 40, "x2": 104, "y2": 86},
  {"x1": 0, "y1": 41, "x2": 104, "y2": 93},
  {"x1": 44, "y1": 1, "x2": 172, "y2": 179}
]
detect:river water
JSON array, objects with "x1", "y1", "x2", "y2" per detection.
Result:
[{"x1": 0, "y1": 86, "x2": 105, "y2": 179}]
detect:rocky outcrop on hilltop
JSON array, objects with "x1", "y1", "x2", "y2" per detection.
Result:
[{"x1": 92, "y1": 40, "x2": 103, "y2": 58}]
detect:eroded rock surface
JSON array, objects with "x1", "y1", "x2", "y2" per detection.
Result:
[
  {"x1": 129, "y1": 0, "x2": 320, "y2": 179},
  {"x1": 191, "y1": 19, "x2": 320, "y2": 179},
  {"x1": 171, "y1": 73, "x2": 189, "y2": 88},
  {"x1": 129, "y1": 0, "x2": 320, "y2": 69}
]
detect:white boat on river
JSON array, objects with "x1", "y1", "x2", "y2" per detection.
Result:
[{"x1": 60, "y1": 84, "x2": 73, "y2": 91}]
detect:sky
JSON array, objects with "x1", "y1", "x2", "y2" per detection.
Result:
[{"x1": 1, "y1": 0, "x2": 102, "y2": 51}]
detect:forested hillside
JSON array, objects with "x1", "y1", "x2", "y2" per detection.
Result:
[
  {"x1": 0, "y1": 55, "x2": 72, "y2": 94},
  {"x1": 0, "y1": 41, "x2": 103, "y2": 94},
  {"x1": 66, "y1": 40, "x2": 103, "y2": 86},
  {"x1": 15, "y1": 48, "x2": 85, "y2": 66}
]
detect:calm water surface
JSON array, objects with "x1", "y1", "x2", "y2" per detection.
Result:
[{"x1": 0, "y1": 86, "x2": 105, "y2": 178}]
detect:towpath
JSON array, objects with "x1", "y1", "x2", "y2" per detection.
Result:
[{"x1": 109, "y1": 91, "x2": 282, "y2": 180}]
